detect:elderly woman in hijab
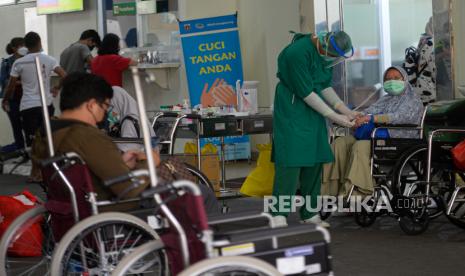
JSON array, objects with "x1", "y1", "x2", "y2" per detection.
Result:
[
  {"x1": 109, "y1": 86, "x2": 156, "y2": 152},
  {"x1": 322, "y1": 66, "x2": 424, "y2": 196}
]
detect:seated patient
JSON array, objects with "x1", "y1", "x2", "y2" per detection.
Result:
[
  {"x1": 36, "y1": 73, "x2": 219, "y2": 213},
  {"x1": 109, "y1": 85, "x2": 156, "y2": 152},
  {"x1": 322, "y1": 66, "x2": 424, "y2": 196}
]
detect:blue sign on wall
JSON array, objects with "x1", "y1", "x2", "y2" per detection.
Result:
[
  {"x1": 179, "y1": 14, "x2": 250, "y2": 160},
  {"x1": 179, "y1": 14, "x2": 244, "y2": 107}
]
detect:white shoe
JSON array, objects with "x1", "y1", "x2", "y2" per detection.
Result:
[
  {"x1": 272, "y1": 215, "x2": 288, "y2": 227},
  {"x1": 301, "y1": 215, "x2": 330, "y2": 228}
]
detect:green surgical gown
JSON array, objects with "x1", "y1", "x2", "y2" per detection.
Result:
[{"x1": 272, "y1": 34, "x2": 335, "y2": 167}]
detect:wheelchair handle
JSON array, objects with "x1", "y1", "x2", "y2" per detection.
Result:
[
  {"x1": 183, "y1": 113, "x2": 201, "y2": 120},
  {"x1": 103, "y1": 169, "x2": 149, "y2": 187},
  {"x1": 158, "y1": 111, "x2": 179, "y2": 118},
  {"x1": 39, "y1": 152, "x2": 83, "y2": 167}
]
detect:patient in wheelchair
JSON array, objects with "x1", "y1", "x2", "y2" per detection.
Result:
[
  {"x1": 33, "y1": 73, "x2": 219, "y2": 214},
  {"x1": 322, "y1": 66, "x2": 424, "y2": 197}
]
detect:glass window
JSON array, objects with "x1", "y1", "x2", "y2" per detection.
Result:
[{"x1": 343, "y1": 0, "x2": 433, "y2": 108}]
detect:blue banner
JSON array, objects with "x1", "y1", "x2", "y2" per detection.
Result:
[
  {"x1": 179, "y1": 14, "x2": 243, "y2": 107},
  {"x1": 180, "y1": 14, "x2": 250, "y2": 160}
]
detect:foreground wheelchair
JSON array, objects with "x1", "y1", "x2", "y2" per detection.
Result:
[
  {"x1": 0, "y1": 153, "x2": 164, "y2": 276},
  {"x1": 350, "y1": 99, "x2": 465, "y2": 234}
]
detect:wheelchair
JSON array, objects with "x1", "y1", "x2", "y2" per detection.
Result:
[
  {"x1": 0, "y1": 152, "x2": 165, "y2": 276},
  {"x1": 349, "y1": 99, "x2": 465, "y2": 235}
]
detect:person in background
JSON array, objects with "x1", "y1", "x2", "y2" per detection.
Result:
[
  {"x1": 60, "y1": 29, "x2": 101, "y2": 74},
  {"x1": 91, "y1": 33, "x2": 137, "y2": 87},
  {"x1": 322, "y1": 66, "x2": 424, "y2": 197},
  {"x1": 403, "y1": 17, "x2": 436, "y2": 105},
  {"x1": 271, "y1": 31, "x2": 357, "y2": 228},
  {"x1": 109, "y1": 86, "x2": 156, "y2": 153},
  {"x1": 1, "y1": 32, "x2": 66, "y2": 147},
  {"x1": 0, "y1": 38, "x2": 26, "y2": 153}
]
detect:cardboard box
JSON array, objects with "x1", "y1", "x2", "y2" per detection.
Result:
[{"x1": 180, "y1": 154, "x2": 221, "y2": 192}]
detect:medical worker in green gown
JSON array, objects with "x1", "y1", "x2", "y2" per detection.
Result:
[{"x1": 272, "y1": 31, "x2": 357, "y2": 227}]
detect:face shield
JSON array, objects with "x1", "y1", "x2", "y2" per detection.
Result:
[{"x1": 317, "y1": 31, "x2": 354, "y2": 68}]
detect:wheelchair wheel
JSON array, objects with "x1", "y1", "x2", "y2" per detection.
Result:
[
  {"x1": 446, "y1": 215, "x2": 465, "y2": 229},
  {"x1": 50, "y1": 212, "x2": 165, "y2": 276},
  {"x1": 392, "y1": 144, "x2": 444, "y2": 219},
  {"x1": 445, "y1": 191, "x2": 465, "y2": 229},
  {"x1": 185, "y1": 162, "x2": 215, "y2": 191},
  {"x1": 0, "y1": 205, "x2": 55, "y2": 276},
  {"x1": 398, "y1": 208, "x2": 430, "y2": 235},
  {"x1": 111, "y1": 240, "x2": 167, "y2": 276},
  {"x1": 354, "y1": 196, "x2": 377, "y2": 227},
  {"x1": 319, "y1": 210, "x2": 332, "y2": 221},
  {"x1": 177, "y1": 256, "x2": 282, "y2": 276}
]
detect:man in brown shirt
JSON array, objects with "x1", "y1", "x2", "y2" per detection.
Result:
[
  {"x1": 35, "y1": 73, "x2": 219, "y2": 215},
  {"x1": 39, "y1": 73, "x2": 150, "y2": 200}
]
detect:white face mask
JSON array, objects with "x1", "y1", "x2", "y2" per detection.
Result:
[{"x1": 17, "y1": 47, "x2": 28, "y2": 56}]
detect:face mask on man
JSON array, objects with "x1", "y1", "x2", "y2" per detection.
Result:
[
  {"x1": 383, "y1": 80, "x2": 406, "y2": 96},
  {"x1": 97, "y1": 112, "x2": 109, "y2": 129},
  {"x1": 17, "y1": 47, "x2": 28, "y2": 56}
]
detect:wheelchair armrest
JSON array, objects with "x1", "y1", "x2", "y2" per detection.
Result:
[
  {"x1": 208, "y1": 211, "x2": 273, "y2": 227},
  {"x1": 371, "y1": 125, "x2": 422, "y2": 139},
  {"x1": 374, "y1": 123, "x2": 419, "y2": 128},
  {"x1": 0, "y1": 149, "x2": 27, "y2": 162},
  {"x1": 95, "y1": 197, "x2": 141, "y2": 207},
  {"x1": 428, "y1": 128, "x2": 465, "y2": 141},
  {"x1": 112, "y1": 138, "x2": 144, "y2": 144},
  {"x1": 40, "y1": 152, "x2": 84, "y2": 167},
  {"x1": 140, "y1": 184, "x2": 175, "y2": 199},
  {"x1": 103, "y1": 169, "x2": 149, "y2": 187}
]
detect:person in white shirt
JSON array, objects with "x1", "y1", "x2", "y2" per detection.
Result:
[
  {"x1": 1, "y1": 32, "x2": 66, "y2": 146},
  {"x1": 109, "y1": 86, "x2": 156, "y2": 152}
]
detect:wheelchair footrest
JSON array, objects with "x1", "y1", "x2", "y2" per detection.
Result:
[{"x1": 215, "y1": 224, "x2": 331, "y2": 275}]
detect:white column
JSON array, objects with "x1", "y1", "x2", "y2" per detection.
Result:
[
  {"x1": 97, "y1": 0, "x2": 107, "y2": 36},
  {"x1": 377, "y1": 0, "x2": 391, "y2": 80}
]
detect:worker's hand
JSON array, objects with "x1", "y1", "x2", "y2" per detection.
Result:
[
  {"x1": 347, "y1": 110, "x2": 363, "y2": 120},
  {"x1": 201, "y1": 78, "x2": 224, "y2": 107},
  {"x1": 327, "y1": 113, "x2": 354, "y2": 128},
  {"x1": 335, "y1": 104, "x2": 363, "y2": 120},
  {"x1": 122, "y1": 150, "x2": 139, "y2": 169},
  {"x1": 51, "y1": 86, "x2": 60, "y2": 97},
  {"x1": 212, "y1": 82, "x2": 237, "y2": 106},
  {"x1": 1, "y1": 100, "x2": 9, "y2": 113}
]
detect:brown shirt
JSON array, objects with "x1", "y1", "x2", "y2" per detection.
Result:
[{"x1": 39, "y1": 119, "x2": 149, "y2": 200}]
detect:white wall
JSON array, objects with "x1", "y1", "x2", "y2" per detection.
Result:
[{"x1": 47, "y1": 0, "x2": 99, "y2": 58}]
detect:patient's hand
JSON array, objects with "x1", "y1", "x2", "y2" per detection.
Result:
[
  {"x1": 128, "y1": 150, "x2": 161, "y2": 167},
  {"x1": 122, "y1": 150, "x2": 139, "y2": 169},
  {"x1": 354, "y1": 115, "x2": 371, "y2": 128}
]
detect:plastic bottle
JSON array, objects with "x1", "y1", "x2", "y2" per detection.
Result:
[{"x1": 183, "y1": 99, "x2": 191, "y2": 114}]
